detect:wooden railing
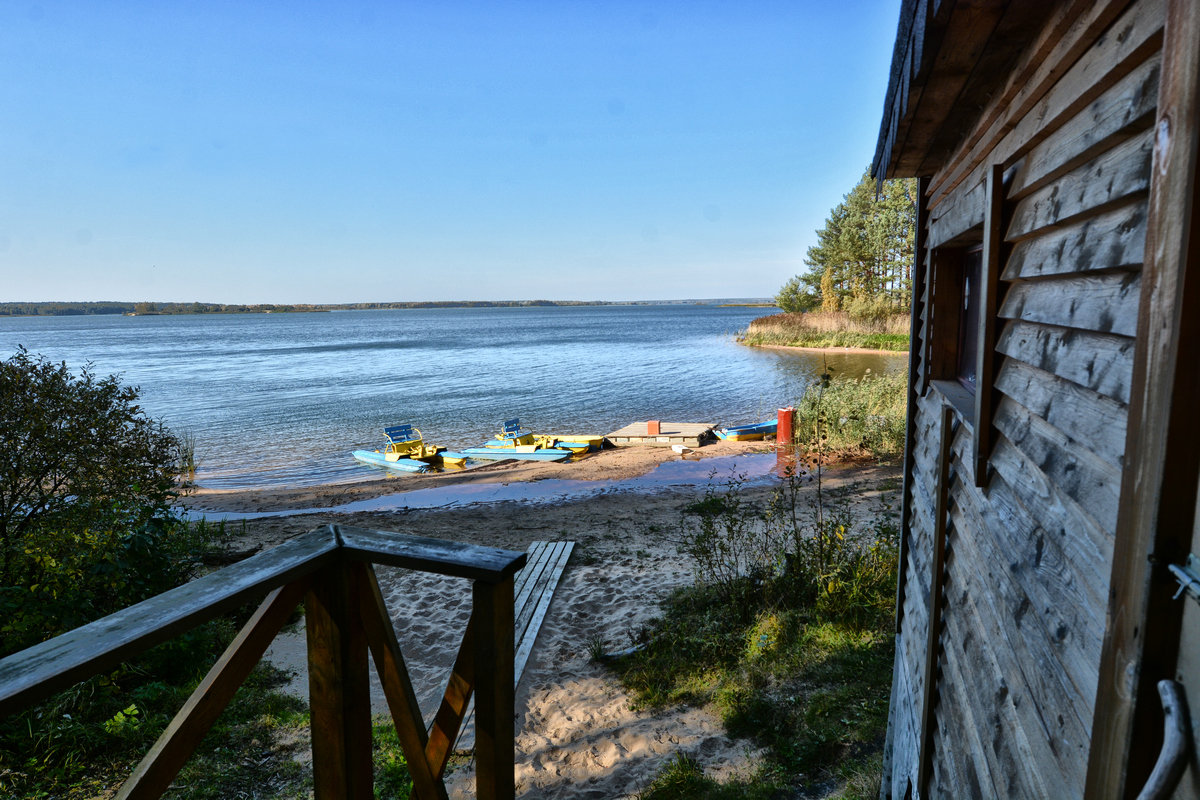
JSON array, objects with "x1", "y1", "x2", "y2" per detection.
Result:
[{"x1": 0, "y1": 524, "x2": 527, "y2": 800}]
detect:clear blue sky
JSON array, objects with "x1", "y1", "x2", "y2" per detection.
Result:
[{"x1": 1, "y1": 1, "x2": 901, "y2": 304}]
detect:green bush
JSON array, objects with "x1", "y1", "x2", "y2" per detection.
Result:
[
  {"x1": 374, "y1": 720, "x2": 415, "y2": 799},
  {"x1": 0, "y1": 349, "x2": 251, "y2": 798},
  {"x1": 843, "y1": 294, "x2": 903, "y2": 324},
  {"x1": 678, "y1": 474, "x2": 784, "y2": 619},
  {"x1": 0, "y1": 347, "x2": 212, "y2": 655},
  {"x1": 792, "y1": 371, "x2": 907, "y2": 462}
]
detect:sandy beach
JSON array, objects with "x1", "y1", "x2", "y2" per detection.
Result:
[{"x1": 183, "y1": 442, "x2": 900, "y2": 798}]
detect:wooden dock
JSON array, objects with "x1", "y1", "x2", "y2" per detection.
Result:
[{"x1": 605, "y1": 421, "x2": 714, "y2": 448}]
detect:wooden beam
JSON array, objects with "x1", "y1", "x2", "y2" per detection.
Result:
[
  {"x1": 472, "y1": 576, "x2": 516, "y2": 800},
  {"x1": 336, "y1": 525, "x2": 526, "y2": 582},
  {"x1": 917, "y1": 404, "x2": 956, "y2": 794},
  {"x1": 116, "y1": 579, "x2": 309, "y2": 800},
  {"x1": 307, "y1": 564, "x2": 374, "y2": 800},
  {"x1": 354, "y1": 562, "x2": 448, "y2": 800},
  {"x1": 899, "y1": 175, "x2": 932, "y2": 633},
  {"x1": 1086, "y1": 0, "x2": 1200, "y2": 797},
  {"x1": 426, "y1": 612, "x2": 477, "y2": 780},
  {"x1": 974, "y1": 164, "x2": 1006, "y2": 486}
]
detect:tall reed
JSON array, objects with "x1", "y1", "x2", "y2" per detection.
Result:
[
  {"x1": 791, "y1": 371, "x2": 907, "y2": 461},
  {"x1": 177, "y1": 431, "x2": 198, "y2": 486},
  {"x1": 740, "y1": 311, "x2": 909, "y2": 351}
]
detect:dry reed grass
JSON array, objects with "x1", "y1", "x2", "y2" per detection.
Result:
[{"x1": 740, "y1": 312, "x2": 909, "y2": 351}]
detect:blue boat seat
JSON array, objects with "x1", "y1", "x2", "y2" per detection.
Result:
[
  {"x1": 500, "y1": 418, "x2": 529, "y2": 439},
  {"x1": 384, "y1": 424, "x2": 419, "y2": 444}
]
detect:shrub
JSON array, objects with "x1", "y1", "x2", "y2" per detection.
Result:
[
  {"x1": 791, "y1": 371, "x2": 907, "y2": 462},
  {"x1": 677, "y1": 474, "x2": 784, "y2": 619},
  {"x1": 627, "y1": 390, "x2": 901, "y2": 796},
  {"x1": 0, "y1": 349, "x2": 238, "y2": 798},
  {"x1": 0, "y1": 348, "x2": 212, "y2": 655}
]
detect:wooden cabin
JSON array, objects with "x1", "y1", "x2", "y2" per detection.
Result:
[{"x1": 873, "y1": 0, "x2": 1200, "y2": 797}]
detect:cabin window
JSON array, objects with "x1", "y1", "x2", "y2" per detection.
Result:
[
  {"x1": 957, "y1": 246, "x2": 983, "y2": 391},
  {"x1": 926, "y1": 241, "x2": 984, "y2": 422}
]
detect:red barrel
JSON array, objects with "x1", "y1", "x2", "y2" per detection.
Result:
[{"x1": 777, "y1": 407, "x2": 794, "y2": 445}]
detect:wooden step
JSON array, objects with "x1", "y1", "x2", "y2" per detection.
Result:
[{"x1": 450, "y1": 539, "x2": 574, "y2": 750}]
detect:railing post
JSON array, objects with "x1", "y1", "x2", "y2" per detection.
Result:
[
  {"x1": 306, "y1": 562, "x2": 373, "y2": 800},
  {"x1": 472, "y1": 575, "x2": 515, "y2": 800}
]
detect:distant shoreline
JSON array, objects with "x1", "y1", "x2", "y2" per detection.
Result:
[{"x1": 0, "y1": 299, "x2": 778, "y2": 318}]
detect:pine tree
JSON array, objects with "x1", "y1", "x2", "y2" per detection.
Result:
[{"x1": 777, "y1": 170, "x2": 917, "y2": 316}]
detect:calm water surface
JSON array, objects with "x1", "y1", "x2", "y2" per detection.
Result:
[{"x1": 0, "y1": 306, "x2": 904, "y2": 489}]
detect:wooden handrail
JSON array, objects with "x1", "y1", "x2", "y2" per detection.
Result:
[
  {"x1": 0, "y1": 526, "x2": 343, "y2": 717},
  {"x1": 336, "y1": 525, "x2": 528, "y2": 580},
  {"x1": 0, "y1": 524, "x2": 527, "y2": 800}
]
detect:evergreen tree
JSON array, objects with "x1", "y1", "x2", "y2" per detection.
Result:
[{"x1": 779, "y1": 170, "x2": 917, "y2": 316}]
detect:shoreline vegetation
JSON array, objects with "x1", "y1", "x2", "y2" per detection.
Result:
[
  {"x1": 740, "y1": 311, "x2": 910, "y2": 353},
  {"x1": 0, "y1": 299, "x2": 776, "y2": 318}
]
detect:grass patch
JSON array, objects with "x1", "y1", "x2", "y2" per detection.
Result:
[
  {"x1": 741, "y1": 312, "x2": 909, "y2": 352},
  {"x1": 636, "y1": 753, "x2": 778, "y2": 800},
  {"x1": 0, "y1": 620, "x2": 311, "y2": 799},
  {"x1": 614, "y1": 475, "x2": 899, "y2": 797},
  {"x1": 373, "y1": 720, "x2": 414, "y2": 799}
]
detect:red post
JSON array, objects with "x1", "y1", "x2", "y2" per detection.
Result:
[
  {"x1": 646, "y1": 420, "x2": 661, "y2": 436},
  {"x1": 777, "y1": 407, "x2": 794, "y2": 445}
]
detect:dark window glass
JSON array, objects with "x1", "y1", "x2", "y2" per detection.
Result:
[{"x1": 957, "y1": 247, "x2": 982, "y2": 390}]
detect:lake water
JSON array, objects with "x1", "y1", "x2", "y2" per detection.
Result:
[{"x1": 0, "y1": 306, "x2": 905, "y2": 489}]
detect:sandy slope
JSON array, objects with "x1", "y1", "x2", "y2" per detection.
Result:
[{"x1": 184, "y1": 443, "x2": 899, "y2": 798}]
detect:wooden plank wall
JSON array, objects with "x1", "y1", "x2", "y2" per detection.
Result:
[{"x1": 885, "y1": 0, "x2": 1164, "y2": 796}]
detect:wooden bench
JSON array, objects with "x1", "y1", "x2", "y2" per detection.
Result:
[{"x1": 452, "y1": 540, "x2": 574, "y2": 750}]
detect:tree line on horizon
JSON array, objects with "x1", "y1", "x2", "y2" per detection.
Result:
[
  {"x1": 0, "y1": 299, "x2": 605, "y2": 317},
  {"x1": 776, "y1": 170, "x2": 917, "y2": 319},
  {"x1": 0, "y1": 298, "x2": 774, "y2": 317}
]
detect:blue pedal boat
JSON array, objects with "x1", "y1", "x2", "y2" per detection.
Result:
[
  {"x1": 713, "y1": 419, "x2": 779, "y2": 441},
  {"x1": 458, "y1": 446, "x2": 573, "y2": 462},
  {"x1": 351, "y1": 449, "x2": 430, "y2": 473},
  {"x1": 467, "y1": 418, "x2": 575, "y2": 461},
  {"x1": 353, "y1": 423, "x2": 445, "y2": 473}
]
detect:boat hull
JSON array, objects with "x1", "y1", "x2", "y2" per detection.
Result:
[
  {"x1": 714, "y1": 420, "x2": 778, "y2": 441},
  {"x1": 487, "y1": 436, "x2": 592, "y2": 454},
  {"x1": 353, "y1": 450, "x2": 430, "y2": 473},
  {"x1": 459, "y1": 447, "x2": 573, "y2": 462},
  {"x1": 547, "y1": 441, "x2": 591, "y2": 454},
  {"x1": 547, "y1": 434, "x2": 605, "y2": 449}
]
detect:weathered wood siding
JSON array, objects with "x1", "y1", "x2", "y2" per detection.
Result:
[{"x1": 885, "y1": 1, "x2": 1163, "y2": 796}]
